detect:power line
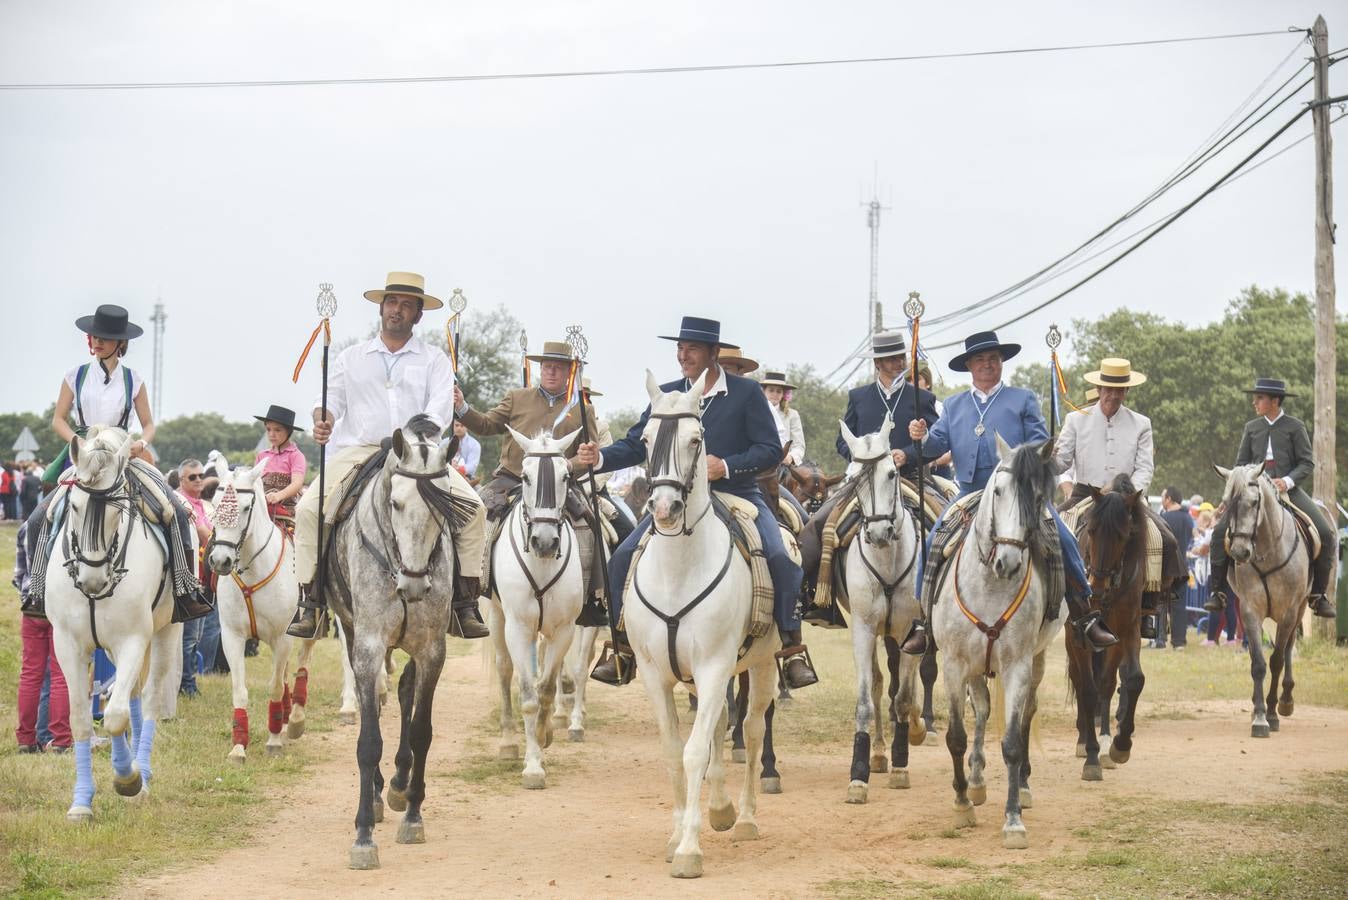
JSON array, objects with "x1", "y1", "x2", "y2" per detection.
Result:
[{"x1": 0, "y1": 29, "x2": 1302, "y2": 91}]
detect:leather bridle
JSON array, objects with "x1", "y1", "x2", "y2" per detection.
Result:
[
  {"x1": 61, "y1": 473, "x2": 134, "y2": 601},
  {"x1": 646, "y1": 411, "x2": 713, "y2": 537}
]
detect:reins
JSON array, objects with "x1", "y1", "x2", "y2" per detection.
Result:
[
  {"x1": 507, "y1": 500, "x2": 575, "y2": 631},
  {"x1": 851, "y1": 451, "x2": 918, "y2": 635},
  {"x1": 214, "y1": 488, "x2": 288, "y2": 641}
]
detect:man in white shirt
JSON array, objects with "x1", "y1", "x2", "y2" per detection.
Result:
[{"x1": 288, "y1": 272, "x2": 489, "y2": 639}]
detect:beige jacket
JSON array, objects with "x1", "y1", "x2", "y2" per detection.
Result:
[{"x1": 458, "y1": 386, "x2": 598, "y2": 479}]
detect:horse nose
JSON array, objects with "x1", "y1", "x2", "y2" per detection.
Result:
[
  {"x1": 396, "y1": 574, "x2": 430, "y2": 602},
  {"x1": 531, "y1": 534, "x2": 559, "y2": 557}
]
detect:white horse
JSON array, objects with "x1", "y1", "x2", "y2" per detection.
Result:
[
  {"x1": 837, "y1": 419, "x2": 925, "y2": 805},
  {"x1": 627, "y1": 371, "x2": 778, "y2": 879},
  {"x1": 44, "y1": 426, "x2": 185, "y2": 821},
  {"x1": 485, "y1": 427, "x2": 585, "y2": 789},
  {"x1": 206, "y1": 463, "x2": 357, "y2": 761},
  {"x1": 932, "y1": 435, "x2": 1063, "y2": 849}
]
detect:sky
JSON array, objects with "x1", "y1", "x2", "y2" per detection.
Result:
[{"x1": 1, "y1": 1, "x2": 1343, "y2": 433}]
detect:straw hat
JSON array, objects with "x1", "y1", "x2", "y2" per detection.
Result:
[
  {"x1": 363, "y1": 271, "x2": 443, "y2": 310},
  {"x1": 760, "y1": 371, "x2": 797, "y2": 390},
  {"x1": 582, "y1": 377, "x2": 602, "y2": 397},
  {"x1": 526, "y1": 340, "x2": 575, "y2": 364},
  {"x1": 718, "y1": 348, "x2": 759, "y2": 375},
  {"x1": 857, "y1": 330, "x2": 908, "y2": 360},
  {"x1": 1083, "y1": 358, "x2": 1147, "y2": 388}
]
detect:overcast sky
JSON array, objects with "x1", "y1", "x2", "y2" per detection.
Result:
[{"x1": 1, "y1": 1, "x2": 1342, "y2": 433}]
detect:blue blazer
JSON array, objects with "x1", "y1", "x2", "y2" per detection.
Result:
[
  {"x1": 836, "y1": 381, "x2": 939, "y2": 478},
  {"x1": 921, "y1": 386, "x2": 1048, "y2": 490},
  {"x1": 599, "y1": 372, "x2": 783, "y2": 499}
]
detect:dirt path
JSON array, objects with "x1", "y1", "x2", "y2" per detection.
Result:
[{"x1": 132, "y1": 647, "x2": 1348, "y2": 900}]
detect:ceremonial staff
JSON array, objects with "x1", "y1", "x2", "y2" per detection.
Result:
[
  {"x1": 1046, "y1": 324, "x2": 1063, "y2": 438},
  {"x1": 565, "y1": 326, "x2": 615, "y2": 644},
  {"x1": 293, "y1": 283, "x2": 337, "y2": 606},
  {"x1": 904, "y1": 291, "x2": 927, "y2": 569},
  {"x1": 444, "y1": 289, "x2": 468, "y2": 459}
]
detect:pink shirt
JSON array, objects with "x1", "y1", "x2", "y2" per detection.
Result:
[
  {"x1": 178, "y1": 491, "x2": 208, "y2": 526},
  {"x1": 255, "y1": 442, "x2": 307, "y2": 480}
]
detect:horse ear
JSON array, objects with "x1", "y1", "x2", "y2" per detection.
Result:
[
  {"x1": 69, "y1": 435, "x2": 81, "y2": 466},
  {"x1": 689, "y1": 369, "x2": 709, "y2": 400},
  {"x1": 878, "y1": 415, "x2": 894, "y2": 444},
  {"x1": 1213, "y1": 463, "x2": 1232, "y2": 480},
  {"x1": 391, "y1": 428, "x2": 407, "y2": 460},
  {"x1": 994, "y1": 431, "x2": 1012, "y2": 460},
  {"x1": 1090, "y1": 486, "x2": 1102, "y2": 501},
  {"x1": 553, "y1": 427, "x2": 583, "y2": 452},
  {"x1": 1039, "y1": 437, "x2": 1056, "y2": 463},
  {"x1": 838, "y1": 419, "x2": 859, "y2": 453},
  {"x1": 506, "y1": 425, "x2": 532, "y2": 451},
  {"x1": 249, "y1": 460, "x2": 268, "y2": 483},
  {"x1": 1130, "y1": 489, "x2": 1144, "y2": 507},
  {"x1": 645, "y1": 370, "x2": 663, "y2": 406}
]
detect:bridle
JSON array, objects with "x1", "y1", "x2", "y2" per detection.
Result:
[
  {"x1": 363, "y1": 466, "x2": 453, "y2": 583},
  {"x1": 851, "y1": 452, "x2": 900, "y2": 546},
  {"x1": 61, "y1": 471, "x2": 135, "y2": 601},
  {"x1": 519, "y1": 449, "x2": 570, "y2": 557},
  {"x1": 207, "y1": 483, "x2": 278, "y2": 577},
  {"x1": 1227, "y1": 474, "x2": 1269, "y2": 548},
  {"x1": 974, "y1": 464, "x2": 1034, "y2": 567},
  {"x1": 645, "y1": 411, "x2": 713, "y2": 537}
]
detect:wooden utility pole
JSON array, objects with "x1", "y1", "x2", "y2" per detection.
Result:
[{"x1": 1311, "y1": 15, "x2": 1338, "y2": 641}]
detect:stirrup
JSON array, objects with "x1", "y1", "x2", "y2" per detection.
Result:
[
  {"x1": 1074, "y1": 612, "x2": 1119, "y2": 650},
  {"x1": 590, "y1": 641, "x2": 636, "y2": 686},
  {"x1": 286, "y1": 605, "x2": 326, "y2": 640},
  {"x1": 775, "y1": 644, "x2": 818, "y2": 689},
  {"x1": 1139, "y1": 614, "x2": 1157, "y2": 641},
  {"x1": 1204, "y1": 590, "x2": 1226, "y2": 614},
  {"x1": 899, "y1": 619, "x2": 929, "y2": 656},
  {"x1": 1309, "y1": 594, "x2": 1336, "y2": 619}
]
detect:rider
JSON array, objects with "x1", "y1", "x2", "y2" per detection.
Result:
[
  {"x1": 1206, "y1": 377, "x2": 1337, "y2": 619},
  {"x1": 25, "y1": 304, "x2": 212, "y2": 623},
  {"x1": 252, "y1": 404, "x2": 307, "y2": 530},
  {"x1": 579, "y1": 316, "x2": 819, "y2": 689},
  {"x1": 761, "y1": 371, "x2": 806, "y2": 466},
  {"x1": 798, "y1": 330, "x2": 939, "y2": 629},
  {"x1": 901, "y1": 331, "x2": 1117, "y2": 654},
  {"x1": 1054, "y1": 358, "x2": 1185, "y2": 640},
  {"x1": 716, "y1": 347, "x2": 759, "y2": 378},
  {"x1": 453, "y1": 339, "x2": 610, "y2": 626},
  {"x1": 286, "y1": 272, "x2": 489, "y2": 640}
]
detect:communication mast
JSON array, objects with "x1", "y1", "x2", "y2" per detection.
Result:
[
  {"x1": 150, "y1": 300, "x2": 166, "y2": 419},
  {"x1": 862, "y1": 176, "x2": 890, "y2": 339}
]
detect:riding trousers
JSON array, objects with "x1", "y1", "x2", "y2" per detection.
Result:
[{"x1": 607, "y1": 489, "x2": 803, "y2": 633}]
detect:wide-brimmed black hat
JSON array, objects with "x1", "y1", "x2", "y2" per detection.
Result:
[
  {"x1": 1242, "y1": 377, "x2": 1297, "y2": 398},
  {"x1": 948, "y1": 330, "x2": 1021, "y2": 373},
  {"x1": 658, "y1": 316, "x2": 739, "y2": 349},
  {"x1": 254, "y1": 404, "x2": 304, "y2": 433},
  {"x1": 75, "y1": 304, "x2": 144, "y2": 341}
]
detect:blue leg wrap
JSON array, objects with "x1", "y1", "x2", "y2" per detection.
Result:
[
  {"x1": 136, "y1": 720, "x2": 157, "y2": 785},
  {"x1": 73, "y1": 740, "x2": 95, "y2": 809},
  {"x1": 128, "y1": 696, "x2": 143, "y2": 752},
  {"x1": 110, "y1": 731, "x2": 134, "y2": 780}
]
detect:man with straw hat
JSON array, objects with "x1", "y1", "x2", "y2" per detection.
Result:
[
  {"x1": 717, "y1": 347, "x2": 760, "y2": 378},
  {"x1": 1055, "y1": 357, "x2": 1185, "y2": 640},
  {"x1": 288, "y1": 272, "x2": 489, "y2": 640},
  {"x1": 1207, "y1": 377, "x2": 1337, "y2": 619}
]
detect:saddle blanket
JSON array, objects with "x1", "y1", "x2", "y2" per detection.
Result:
[{"x1": 1059, "y1": 497, "x2": 1165, "y2": 592}]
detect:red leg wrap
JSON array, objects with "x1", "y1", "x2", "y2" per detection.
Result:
[
  {"x1": 292, "y1": 668, "x2": 309, "y2": 707},
  {"x1": 268, "y1": 700, "x2": 284, "y2": 735},
  {"x1": 232, "y1": 708, "x2": 249, "y2": 747},
  {"x1": 282, "y1": 684, "x2": 292, "y2": 723}
]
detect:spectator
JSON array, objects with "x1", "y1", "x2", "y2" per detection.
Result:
[
  {"x1": 1156, "y1": 486, "x2": 1194, "y2": 650},
  {"x1": 1192, "y1": 508, "x2": 1233, "y2": 645},
  {"x1": 0, "y1": 463, "x2": 16, "y2": 520},
  {"x1": 20, "y1": 463, "x2": 41, "y2": 519},
  {"x1": 448, "y1": 419, "x2": 481, "y2": 479},
  {"x1": 175, "y1": 458, "x2": 218, "y2": 696},
  {"x1": 14, "y1": 521, "x2": 71, "y2": 753},
  {"x1": 253, "y1": 404, "x2": 308, "y2": 530}
]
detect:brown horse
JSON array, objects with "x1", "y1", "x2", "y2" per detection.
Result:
[
  {"x1": 781, "y1": 461, "x2": 844, "y2": 514},
  {"x1": 1065, "y1": 474, "x2": 1148, "y2": 782}
]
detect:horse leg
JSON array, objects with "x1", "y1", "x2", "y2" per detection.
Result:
[
  {"x1": 287, "y1": 636, "x2": 314, "y2": 740},
  {"x1": 1000, "y1": 663, "x2": 1031, "y2": 850},
  {"x1": 1067, "y1": 634, "x2": 1102, "y2": 780},
  {"x1": 397, "y1": 643, "x2": 446, "y2": 846},
  {"x1": 1265, "y1": 628, "x2": 1287, "y2": 733},
  {"x1": 387, "y1": 662, "x2": 416, "y2": 813},
  {"x1": 943, "y1": 665, "x2": 975, "y2": 830},
  {"x1": 265, "y1": 634, "x2": 291, "y2": 757},
  {"x1": 1095, "y1": 651, "x2": 1119, "y2": 768},
  {"x1": 1242, "y1": 604, "x2": 1272, "y2": 738},
  {"x1": 53, "y1": 632, "x2": 96, "y2": 821},
  {"x1": 105, "y1": 634, "x2": 150, "y2": 796},
  {"x1": 1113, "y1": 640, "x2": 1144, "y2": 761},
  {"x1": 488, "y1": 599, "x2": 518, "y2": 760},
  {"x1": 731, "y1": 655, "x2": 775, "y2": 843},
  {"x1": 760, "y1": 699, "x2": 780, "y2": 794},
  {"x1": 506, "y1": 617, "x2": 546, "y2": 790},
  {"x1": 337, "y1": 621, "x2": 358, "y2": 725},
  {"x1": 705, "y1": 698, "x2": 736, "y2": 833},
  {"x1": 1277, "y1": 632, "x2": 1295, "y2": 719},
  {"x1": 539, "y1": 625, "x2": 577, "y2": 757},
  {"x1": 847, "y1": 619, "x2": 878, "y2": 804},
  {"x1": 349, "y1": 641, "x2": 387, "y2": 870},
  {"x1": 640, "y1": 676, "x2": 687, "y2": 865},
  {"x1": 889, "y1": 643, "x2": 921, "y2": 789},
  {"x1": 136, "y1": 622, "x2": 179, "y2": 791},
  {"x1": 966, "y1": 677, "x2": 991, "y2": 806},
  {"x1": 567, "y1": 627, "x2": 597, "y2": 742},
  {"x1": 920, "y1": 642, "x2": 939, "y2": 739},
  {"x1": 870, "y1": 650, "x2": 889, "y2": 774},
  {"x1": 731, "y1": 671, "x2": 748, "y2": 763},
  {"x1": 221, "y1": 626, "x2": 250, "y2": 763},
  {"x1": 1019, "y1": 650, "x2": 1047, "y2": 808},
  {"x1": 671, "y1": 663, "x2": 732, "y2": 878}
]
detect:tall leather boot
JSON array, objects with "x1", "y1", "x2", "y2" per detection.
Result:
[
  {"x1": 900, "y1": 618, "x2": 929, "y2": 656},
  {"x1": 287, "y1": 583, "x2": 326, "y2": 640},
  {"x1": 778, "y1": 628, "x2": 818, "y2": 689},
  {"x1": 1139, "y1": 591, "x2": 1159, "y2": 641},
  {"x1": 1204, "y1": 562, "x2": 1229, "y2": 613},
  {"x1": 590, "y1": 631, "x2": 637, "y2": 686},
  {"x1": 1066, "y1": 589, "x2": 1118, "y2": 650},
  {"x1": 800, "y1": 582, "x2": 847, "y2": 629}
]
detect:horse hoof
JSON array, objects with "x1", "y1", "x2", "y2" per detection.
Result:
[
  {"x1": 339, "y1": 710, "x2": 357, "y2": 726},
  {"x1": 287, "y1": 720, "x2": 306, "y2": 741},
  {"x1": 670, "y1": 852, "x2": 703, "y2": 879},
  {"x1": 870, "y1": 754, "x2": 888, "y2": 773},
  {"x1": 497, "y1": 744, "x2": 519, "y2": 761},
  {"x1": 349, "y1": 844, "x2": 380, "y2": 870},
  {"x1": 373, "y1": 797, "x2": 385, "y2": 824},
  {"x1": 923, "y1": 731, "x2": 940, "y2": 747},
  {"x1": 953, "y1": 803, "x2": 977, "y2": 829},
  {"x1": 396, "y1": 819, "x2": 426, "y2": 844},
  {"x1": 386, "y1": 785, "x2": 408, "y2": 813},
  {"x1": 522, "y1": 771, "x2": 547, "y2": 790},
  {"x1": 1100, "y1": 750, "x2": 1117, "y2": 770},
  {"x1": 888, "y1": 769, "x2": 910, "y2": 790},
  {"x1": 846, "y1": 781, "x2": 868, "y2": 805},
  {"x1": 113, "y1": 769, "x2": 143, "y2": 797},
  {"x1": 1019, "y1": 787, "x2": 1034, "y2": 809},
  {"x1": 1082, "y1": 764, "x2": 1103, "y2": 782},
  {"x1": 665, "y1": 838, "x2": 678, "y2": 863},
  {"x1": 266, "y1": 743, "x2": 283, "y2": 757},
  {"x1": 66, "y1": 806, "x2": 93, "y2": 824},
  {"x1": 1277, "y1": 700, "x2": 1294, "y2": 717},
  {"x1": 967, "y1": 783, "x2": 987, "y2": 806},
  {"x1": 1108, "y1": 745, "x2": 1130, "y2": 765},
  {"x1": 227, "y1": 744, "x2": 247, "y2": 764},
  {"x1": 731, "y1": 821, "x2": 760, "y2": 842},
  {"x1": 1251, "y1": 723, "x2": 1271, "y2": 739},
  {"x1": 568, "y1": 729, "x2": 585, "y2": 743},
  {"x1": 1267, "y1": 718, "x2": 1280, "y2": 733},
  {"x1": 1003, "y1": 825, "x2": 1029, "y2": 850},
  {"x1": 709, "y1": 802, "x2": 736, "y2": 832},
  {"x1": 731, "y1": 747, "x2": 746, "y2": 764},
  {"x1": 760, "y1": 777, "x2": 782, "y2": 795},
  {"x1": 909, "y1": 726, "x2": 927, "y2": 747},
  {"x1": 1076, "y1": 743, "x2": 1087, "y2": 759}
]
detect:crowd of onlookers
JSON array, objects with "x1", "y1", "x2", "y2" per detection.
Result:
[
  {"x1": 0, "y1": 461, "x2": 43, "y2": 522},
  {"x1": 1151, "y1": 486, "x2": 1243, "y2": 651}
]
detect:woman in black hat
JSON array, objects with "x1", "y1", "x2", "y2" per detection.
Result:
[{"x1": 253, "y1": 405, "x2": 308, "y2": 528}]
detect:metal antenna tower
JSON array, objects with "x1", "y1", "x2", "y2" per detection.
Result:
[
  {"x1": 150, "y1": 299, "x2": 167, "y2": 419},
  {"x1": 862, "y1": 173, "x2": 890, "y2": 339}
]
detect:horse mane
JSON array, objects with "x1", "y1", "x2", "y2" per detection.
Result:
[
  {"x1": 405, "y1": 414, "x2": 442, "y2": 442},
  {"x1": 1006, "y1": 441, "x2": 1055, "y2": 531},
  {"x1": 648, "y1": 415, "x2": 681, "y2": 479},
  {"x1": 1088, "y1": 473, "x2": 1138, "y2": 548}
]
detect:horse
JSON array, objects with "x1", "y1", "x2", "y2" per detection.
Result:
[
  {"x1": 627, "y1": 370, "x2": 779, "y2": 878},
  {"x1": 1065, "y1": 474, "x2": 1147, "y2": 781},
  {"x1": 43, "y1": 426, "x2": 184, "y2": 822},
  {"x1": 836, "y1": 418, "x2": 925, "y2": 804},
  {"x1": 484, "y1": 427, "x2": 585, "y2": 789},
  {"x1": 1214, "y1": 463, "x2": 1316, "y2": 739},
  {"x1": 207, "y1": 463, "x2": 356, "y2": 761},
  {"x1": 324, "y1": 417, "x2": 474, "y2": 870},
  {"x1": 932, "y1": 435, "x2": 1063, "y2": 849},
  {"x1": 782, "y1": 460, "x2": 845, "y2": 514}
]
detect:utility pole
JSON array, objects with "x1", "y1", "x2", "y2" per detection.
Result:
[
  {"x1": 1311, "y1": 15, "x2": 1338, "y2": 642},
  {"x1": 150, "y1": 299, "x2": 167, "y2": 420}
]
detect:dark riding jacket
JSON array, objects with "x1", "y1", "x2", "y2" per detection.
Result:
[
  {"x1": 836, "y1": 380, "x2": 939, "y2": 478},
  {"x1": 1234, "y1": 413, "x2": 1314, "y2": 487}
]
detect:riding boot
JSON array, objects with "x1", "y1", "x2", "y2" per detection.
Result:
[
  {"x1": 286, "y1": 583, "x2": 327, "y2": 640},
  {"x1": 1204, "y1": 563, "x2": 1229, "y2": 614},
  {"x1": 900, "y1": 618, "x2": 929, "y2": 656},
  {"x1": 778, "y1": 628, "x2": 818, "y2": 689},
  {"x1": 1139, "y1": 591, "x2": 1159, "y2": 641},
  {"x1": 171, "y1": 587, "x2": 215, "y2": 625},
  {"x1": 1308, "y1": 547, "x2": 1336, "y2": 618},
  {"x1": 1066, "y1": 590, "x2": 1118, "y2": 650},
  {"x1": 590, "y1": 632, "x2": 637, "y2": 686},
  {"x1": 576, "y1": 593, "x2": 609, "y2": 628},
  {"x1": 448, "y1": 577, "x2": 490, "y2": 639}
]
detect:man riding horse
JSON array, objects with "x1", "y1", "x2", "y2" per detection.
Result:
[
  {"x1": 579, "y1": 316, "x2": 819, "y2": 689},
  {"x1": 798, "y1": 329, "x2": 940, "y2": 628},
  {"x1": 1055, "y1": 358, "x2": 1186, "y2": 640},
  {"x1": 454, "y1": 340, "x2": 631, "y2": 626},
  {"x1": 901, "y1": 330, "x2": 1118, "y2": 655},
  {"x1": 287, "y1": 272, "x2": 489, "y2": 640},
  {"x1": 1207, "y1": 377, "x2": 1337, "y2": 620}
]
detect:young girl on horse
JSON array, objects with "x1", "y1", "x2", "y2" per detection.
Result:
[{"x1": 253, "y1": 404, "x2": 308, "y2": 531}]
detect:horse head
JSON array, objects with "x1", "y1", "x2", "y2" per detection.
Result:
[
  {"x1": 1081, "y1": 473, "x2": 1143, "y2": 597},
  {"x1": 508, "y1": 425, "x2": 582, "y2": 558},
  {"x1": 207, "y1": 461, "x2": 267, "y2": 575},
  {"x1": 840, "y1": 417, "x2": 899, "y2": 546},
  {"x1": 1213, "y1": 462, "x2": 1270, "y2": 563},
  {"x1": 383, "y1": 417, "x2": 453, "y2": 602},
  {"x1": 981, "y1": 434, "x2": 1056, "y2": 580},
  {"x1": 642, "y1": 369, "x2": 708, "y2": 531},
  {"x1": 65, "y1": 426, "x2": 134, "y2": 598}
]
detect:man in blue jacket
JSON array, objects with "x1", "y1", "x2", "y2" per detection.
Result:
[
  {"x1": 577, "y1": 316, "x2": 817, "y2": 688},
  {"x1": 900, "y1": 331, "x2": 1117, "y2": 654}
]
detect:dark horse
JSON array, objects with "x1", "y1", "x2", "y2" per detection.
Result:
[
  {"x1": 1066, "y1": 473, "x2": 1147, "y2": 781},
  {"x1": 781, "y1": 461, "x2": 845, "y2": 515}
]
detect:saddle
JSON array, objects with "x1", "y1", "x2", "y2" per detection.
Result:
[
  {"x1": 482, "y1": 482, "x2": 616, "y2": 603},
  {"x1": 1221, "y1": 497, "x2": 1321, "y2": 562},
  {"x1": 1059, "y1": 497, "x2": 1167, "y2": 592}
]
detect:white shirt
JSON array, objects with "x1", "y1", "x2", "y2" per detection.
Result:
[
  {"x1": 319, "y1": 336, "x2": 456, "y2": 451},
  {"x1": 1054, "y1": 403, "x2": 1154, "y2": 494},
  {"x1": 1262, "y1": 411, "x2": 1296, "y2": 490},
  {"x1": 64, "y1": 362, "x2": 144, "y2": 429},
  {"x1": 972, "y1": 381, "x2": 1003, "y2": 403}
]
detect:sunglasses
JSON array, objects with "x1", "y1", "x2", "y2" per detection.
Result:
[{"x1": 184, "y1": 473, "x2": 205, "y2": 482}]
